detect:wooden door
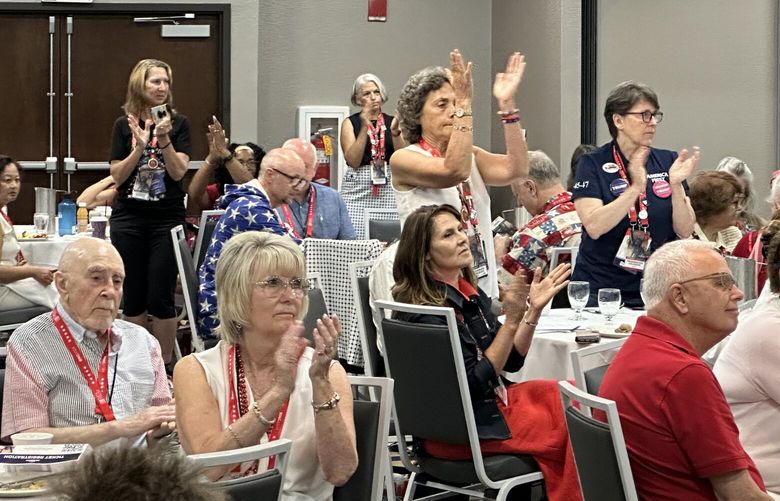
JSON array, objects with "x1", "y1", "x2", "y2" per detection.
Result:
[{"x1": 0, "y1": 6, "x2": 227, "y2": 223}]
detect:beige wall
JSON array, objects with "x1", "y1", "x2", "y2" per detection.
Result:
[
  {"x1": 256, "y1": 0, "x2": 493, "y2": 150},
  {"x1": 598, "y1": 0, "x2": 777, "y2": 216}
]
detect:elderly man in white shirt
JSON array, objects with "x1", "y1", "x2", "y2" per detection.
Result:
[{"x1": 1, "y1": 237, "x2": 175, "y2": 447}]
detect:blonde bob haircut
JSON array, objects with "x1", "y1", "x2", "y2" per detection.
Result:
[
  {"x1": 215, "y1": 231, "x2": 308, "y2": 344},
  {"x1": 122, "y1": 59, "x2": 175, "y2": 118}
]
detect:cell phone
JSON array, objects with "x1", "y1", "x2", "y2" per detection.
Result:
[
  {"x1": 150, "y1": 105, "x2": 168, "y2": 125},
  {"x1": 575, "y1": 332, "x2": 600, "y2": 344},
  {"x1": 491, "y1": 216, "x2": 518, "y2": 236}
]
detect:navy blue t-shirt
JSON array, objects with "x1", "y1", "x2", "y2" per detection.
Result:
[{"x1": 571, "y1": 140, "x2": 686, "y2": 305}]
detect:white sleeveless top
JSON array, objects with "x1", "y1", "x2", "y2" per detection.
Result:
[
  {"x1": 193, "y1": 343, "x2": 333, "y2": 501},
  {"x1": 393, "y1": 144, "x2": 498, "y2": 298},
  {"x1": 0, "y1": 214, "x2": 57, "y2": 309}
]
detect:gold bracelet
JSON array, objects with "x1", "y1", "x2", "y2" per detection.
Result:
[
  {"x1": 226, "y1": 424, "x2": 245, "y2": 448},
  {"x1": 312, "y1": 392, "x2": 340, "y2": 414},
  {"x1": 522, "y1": 314, "x2": 539, "y2": 327},
  {"x1": 453, "y1": 125, "x2": 473, "y2": 133},
  {"x1": 250, "y1": 401, "x2": 276, "y2": 426}
]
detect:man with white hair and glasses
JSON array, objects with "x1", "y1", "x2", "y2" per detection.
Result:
[{"x1": 598, "y1": 239, "x2": 771, "y2": 500}]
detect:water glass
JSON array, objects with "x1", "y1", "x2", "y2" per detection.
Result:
[
  {"x1": 33, "y1": 212, "x2": 49, "y2": 234},
  {"x1": 598, "y1": 288, "x2": 622, "y2": 323},
  {"x1": 567, "y1": 281, "x2": 590, "y2": 321}
]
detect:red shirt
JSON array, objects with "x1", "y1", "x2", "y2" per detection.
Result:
[{"x1": 598, "y1": 316, "x2": 765, "y2": 500}]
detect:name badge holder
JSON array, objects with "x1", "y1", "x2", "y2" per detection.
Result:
[{"x1": 610, "y1": 145, "x2": 651, "y2": 273}]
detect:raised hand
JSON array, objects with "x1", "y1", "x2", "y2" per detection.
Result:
[
  {"x1": 529, "y1": 264, "x2": 571, "y2": 312},
  {"x1": 153, "y1": 115, "x2": 172, "y2": 140},
  {"x1": 627, "y1": 146, "x2": 649, "y2": 190},
  {"x1": 207, "y1": 115, "x2": 230, "y2": 160},
  {"x1": 274, "y1": 321, "x2": 308, "y2": 395},
  {"x1": 309, "y1": 314, "x2": 341, "y2": 380},
  {"x1": 493, "y1": 52, "x2": 526, "y2": 105},
  {"x1": 127, "y1": 114, "x2": 151, "y2": 150},
  {"x1": 449, "y1": 49, "x2": 473, "y2": 101},
  {"x1": 503, "y1": 269, "x2": 530, "y2": 324},
  {"x1": 668, "y1": 146, "x2": 701, "y2": 186}
]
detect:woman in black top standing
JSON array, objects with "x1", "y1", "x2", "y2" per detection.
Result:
[
  {"x1": 109, "y1": 58, "x2": 192, "y2": 366},
  {"x1": 339, "y1": 73, "x2": 405, "y2": 238}
]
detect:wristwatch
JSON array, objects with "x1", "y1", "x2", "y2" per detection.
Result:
[{"x1": 453, "y1": 108, "x2": 473, "y2": 118}]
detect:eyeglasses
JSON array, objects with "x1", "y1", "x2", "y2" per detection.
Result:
[
  {"x1": 624, "y1": 110, "x2": 664, "y2": 124},
  {"x1": 678, "y1": 272, "x2": 737, "y2": 291},
  {"x1": 236, "y1": 159, "x2": 257, "y2": 168},
  {"x1": 271, "y1": 168, "x2": 306, "y2": 188},
  {"x1": 255, "y1": 276, "x2": 311, "y2": 297}
]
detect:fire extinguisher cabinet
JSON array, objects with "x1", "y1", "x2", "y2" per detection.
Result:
[{"x1": 296, "y1": 106, "x2": 350, "y2": 190}]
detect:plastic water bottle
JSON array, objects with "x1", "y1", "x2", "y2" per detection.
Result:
[
  {"x1": 76, "y1": 202, "x2": 89, "y2": 234},
  {"x1": 58, "y1": 195, "x2": 77, "y2": 236}
]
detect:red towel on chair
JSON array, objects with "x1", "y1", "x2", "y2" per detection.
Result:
[{"x1": 423, "y1": 379, "x2": 582, "y2": 501}]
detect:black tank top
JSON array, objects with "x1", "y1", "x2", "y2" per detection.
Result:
[{"x1": 348, "y1": 112, "x2": 396, "y2": 166}]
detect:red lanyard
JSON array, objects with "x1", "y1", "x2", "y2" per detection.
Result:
[
  {"x1": 612, "y1": 145, "x2": 649, "y2": 229},
  {"x1": 51, "y1": 308, "x2": 115, "y2": 422},
  {"x1": 418, "y1": 139, "x2": 481, "y2": 233},
  {"x1": 2, "y1": 211, "x2": 25, "y2": 264},
  {"x1": 367, "y1": 113, "x2": 386, "y2": 164},
  {"x1": 226, "y1": 344, "x2": 289, "y2": 471},
  {"x1": 280, "y1": 187, "x2": 316, "y2": 239}
]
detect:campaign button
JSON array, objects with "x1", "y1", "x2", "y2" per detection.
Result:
[
  {"x1": 602, "y1": 162, "x2": 620, "y2": 174},
  {"x1": 638, "y1": 209, "x2": 648, "y2": 219},
  {"x1": 652, "y1": 179, "x2": 672, "y2": 198},
  {"x1": 610, "y1": 178, "x2": 629, "y2": 195}
]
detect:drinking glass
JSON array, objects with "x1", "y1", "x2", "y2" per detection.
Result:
[
  {"x1": 567, "y1": 281, "x2": 590, "y2": 321},
  {"x1": 598, "y1": 288, "x2": 622, "y2": 323},
  {"x1": 33, "y1": 212, "x2": 49, "y2": 234}
]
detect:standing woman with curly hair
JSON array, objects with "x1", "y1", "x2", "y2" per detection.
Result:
[
  {"x1": 109, "y1": 59, "x2": 192, "y2": 367},
  {"x1": 339, "y1": 73, "x2": 406, "y2": 239}
]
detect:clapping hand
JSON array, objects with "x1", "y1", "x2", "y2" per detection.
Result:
[
  {"x1": 310, "y1": 314, "x2": 341, "y2": 380},
  {"x1": 448, "y1": 49, "x2": 473, "y2": 101},
  {"x1": 206, "y1": 115, "x2": 230, "y2": 161},
  {"x1": 669, "y1": 146, "x2": 701, "y2": 186},
  {"x1": 502, "y1": 269, "x2": 530, "y2": 324},
  {"x1": 627, "y1": 146, "x2": 650, "y2": 190},
  {"x1": 127, "y1": 114, "x2": 151, "y2": 150},
  {"x1": 493, "y1": 52, "x2": 526, "y2": 105},
  {"x1": 274, "y1": 321, "x2": 308, "y2": 395},
  {"x1": 528, "y1": 264, "x2": 571, "y2": 312}
]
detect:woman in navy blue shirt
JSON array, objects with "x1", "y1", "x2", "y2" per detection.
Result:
[{"x1": 571, "y1": 81, "x2": 699, "y2": 306}]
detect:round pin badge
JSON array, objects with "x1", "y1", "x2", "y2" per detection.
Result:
[
  {"x1": 638, "y1": 209, "x2": 648, "y2": 219},
  {"x1": 609, "y1": 178, "x2": 629, "y2": 195},
  {"x1": 602, "y1": 162, "x2": 620, "y2": 174},
  {"x1": 652, "y1": 179, "x2": 672, "y2": 198},
  {"x1": 148, "y1": 158, "x2": 159, "y2": 170}
]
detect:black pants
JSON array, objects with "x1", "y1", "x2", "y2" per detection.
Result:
[{"x1": 110, "y1": 205, "x2": 183, "y2": 318}]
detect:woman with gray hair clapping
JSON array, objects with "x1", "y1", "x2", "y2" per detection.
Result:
[
  {"x1": 390, "y1": 49, "x2": 529, "y2": 299},
  {"x1": 339, "y1": 73, "x2": 406, "y2": 238}
]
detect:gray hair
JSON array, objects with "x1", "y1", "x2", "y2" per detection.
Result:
[
  {"x1": 350, "y1": 73, "x2": 388, "y2": 106},
  {"x1": 717, "y1": 156, "x2": 754, "y2": 209},
  {"x1": 527, "y1": 150, "x2": 561, "y2": 186},
  {"x1": 768, "y1": 176, "x2": 780, "y2": 207},
  {"x1": 642, "y1": 240, "x2": 719, "y2": 309},
  {"x1": 604, "y1": 81, "x2": 660, "y2": 139},
  {"x1": 215, "y1": 231, "x2": 308, "y2": 344},
  {"x1": 396, "y1": 66, "x2": 450, "y2": 144}
]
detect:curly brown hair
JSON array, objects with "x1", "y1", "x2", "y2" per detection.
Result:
[
  {"x1": 689, "y1": 171, "x2": 742, "y2": 225},
  {"x1": 395, "y1": 66, "x2": 450, "y2": 144}
]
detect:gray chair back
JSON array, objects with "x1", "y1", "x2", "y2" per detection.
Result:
[
  {"x1": 188, "y1": 439, "x2": 292, "y2": 501},
  {"x1": 302, "y1": 273, "x2": 328, "y2": 344},
  {"x1": 559, "y1": 381, "x2": 638, "y2": 501},
  {"x1": 0, "y1": 306, "x2": 50, "y2": 332},
  {"x1": 171, "y1": 225, "x2": 204, "y2": 352},
  {"x1": 194, "y1": 209, "x2": 225, "y2": 271},
  {"x1": 334, "y1": 376, "x2": 394, "y2": 501},
  {"x1": 368, "y1": 219, "x2": 401, "y2": 243}
]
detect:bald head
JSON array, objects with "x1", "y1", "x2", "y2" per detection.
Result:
[
  {"x1": 59, "y1": 237, "x2": 123, "y2": 274},
  {"x1": 282, "y1": 138, "x2": 317, "y2": 181},
  {"x1": 56, "y1": 238, "x2": 125, "y2": 333},
  {"x1": 259, "y1": 148, "x2": 306, "y2": 206}
]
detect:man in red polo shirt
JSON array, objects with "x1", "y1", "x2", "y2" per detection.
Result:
[{"x1": 598, "y1": 239, "x2": 771, "y2": 500}]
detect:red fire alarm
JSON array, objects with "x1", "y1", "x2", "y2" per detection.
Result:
[{"x1": 368, "y1": 0, "x2": 387, "y2": 22}]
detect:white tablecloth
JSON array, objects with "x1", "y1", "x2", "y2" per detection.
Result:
[
  {"x1": 15, "y1": 226, "x2": 104, "y2": 268},
  {"x1": 505, "y1": 307, "x2": 644, "y2": 383}
]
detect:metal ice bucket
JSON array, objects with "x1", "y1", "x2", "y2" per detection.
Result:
[
  {"x1": 34, "y1": 187, "x2": 58, "y2": 235},
  {"x1": 724, "y1": 255, "x2": 756, "y2": 302}
]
